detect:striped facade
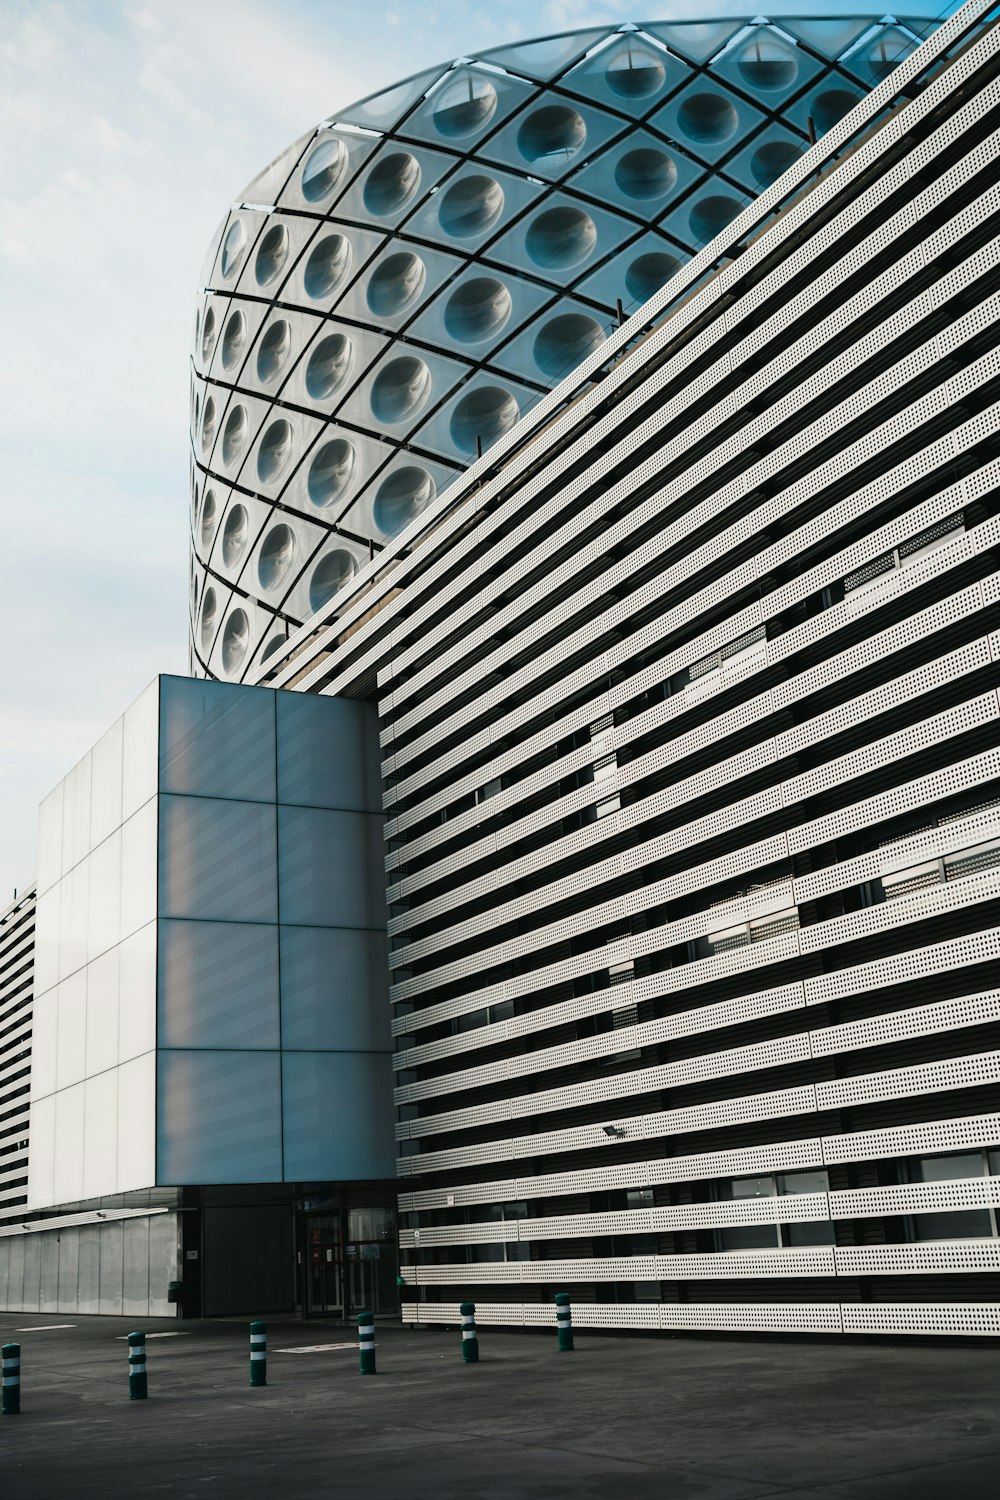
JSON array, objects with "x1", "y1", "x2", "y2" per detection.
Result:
[
  {"x1": 0, "y1": 888, "x2": 35, "y2": 1228},
  {"x1": 257, "y1": 0, "x2": 1000, "y2": 1339}
]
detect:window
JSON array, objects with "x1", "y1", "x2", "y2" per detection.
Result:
[
  {"x1": 689, "y1": 624, "x2": 766, "y2": 683},
  {"x1": 467, "y1": 1201, "x2": 528, "y2": 1263},
  {"x1": 907, "y1": 1152, "x2": 996, "y2": 1242},
  {"x1": 713, "y1": 1172, "x2": 833, "y2": 1250},
  {"x1": 882, "y1": 838, "x2": 1000, "y2": 901},
  {"x1": 707, "y1": 906, "x2": 799, "y2": 953},
  {"x1": 844, "y1": 513, "x2": 964, "y2": 595}
]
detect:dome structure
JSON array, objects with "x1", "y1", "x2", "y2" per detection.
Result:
[{"x1": 189, "y1": 12, "x2": 935, "y2": 680}]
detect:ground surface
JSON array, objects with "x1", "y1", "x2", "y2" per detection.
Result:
[{"x1": 0, "y1": 1314, "x2": 998, "y2": 1498}]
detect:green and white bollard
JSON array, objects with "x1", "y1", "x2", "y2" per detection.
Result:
[
  {"x1": 460, "y1": 1301, "x2": 479, "y2": 1364},
  {"x1": 357, "y1": 1310, "x2": 377, "y2": 1375},
  {"x1": 2, "y1": 1343, "x2": 20, "y2": 1415},
  {"x1": 555, "y1": 1292, "x2": 574, "y2": 1352},
  {"x1": 250, "y1": 1320, "x2": 267, "y2": 1387},
  {"x1": 128, "y1": 1331, "x2": 148, "y2": 1400}
]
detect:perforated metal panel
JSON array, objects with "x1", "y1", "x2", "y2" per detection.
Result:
[{"x1": 228, "y1": 6, "x2": 1000, "y2": 1340}]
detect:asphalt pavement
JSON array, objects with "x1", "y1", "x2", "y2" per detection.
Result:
[{"x1": 1, "y1": 1314, "x2": 999, "y2": 1498}]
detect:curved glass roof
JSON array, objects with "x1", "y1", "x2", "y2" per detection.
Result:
[{"x1": 189, "y1": 13, "x2": 937, "y2": 680}]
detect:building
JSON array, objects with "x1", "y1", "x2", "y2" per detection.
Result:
[
  {"x1": 256, "y1": 0, "x2": 1000, "y2": 1339},
  {"x1": 0, "y1": 676, "x2": 397, "y2": 1318},
  {"x1": 2, "y1": 2, "x2": 1000, "y2": 1336},
  {"x1": 0, "y1": 887, "x2": 34, "y2": 1229},
  {"x1": 188, "y1": 10, "x2": 942, "y2": 681}
]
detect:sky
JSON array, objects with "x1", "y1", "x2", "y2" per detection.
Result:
[{"x1": 0, "y1": 0, "x2": 956, "y2": 901}]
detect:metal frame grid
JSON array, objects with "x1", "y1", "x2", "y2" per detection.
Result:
[{"x1": 189, "y1": 13, "x2": 941, "y2": 681}]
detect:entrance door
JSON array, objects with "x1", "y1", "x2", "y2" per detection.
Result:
[
  {"x1": 344, "y1": 1206, "x2": 397, "y2": 1316},
  {"x1": 305, "y1": 1214, "x2": 343, "y2": 1316}
]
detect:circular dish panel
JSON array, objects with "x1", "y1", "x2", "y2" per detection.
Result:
[
  {"x1": 190, "y1": 15, "x2": 895, "y2": 676},
  {"x1": 308, "y1": 438, "x2": 357, "y2": 508},
  {"x1": 255, "y1": 223, "x2": 289, "y2": 286},
  {"x1": 310, "y1": 548, "x2": 358, "y2": 612}
]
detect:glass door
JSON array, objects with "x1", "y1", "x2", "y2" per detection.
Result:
[
  {"x1": 305, "y1": 1213, "x2": 344, "y2": 1316},
  {"x1": 345, "y1": 1206, "x2": 398, "y2": 1316}
]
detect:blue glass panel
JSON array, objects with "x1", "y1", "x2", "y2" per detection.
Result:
[
  {"x1": 157, "y1": 1051, "x2": 282, "y2": 1183},
  {"x1": 278, "y1": 806, "x2": 385, "y2": 928},
  {"x1": 279, "y1": 926, "x2": 390, "y2": 1050},
  {"x1": 277, "y1": 685, "x2": 381, "y2": 811},
  {"x1": 281, "y1": 1052, "x2": 395, "y2": 1180},
  {"x1": 158, "y1": 920, "x2": 279, "y2": 1048},
  {"x1": 159, "y1": 795, "x2": 277, "y2": 923},
  {"x1": 159, "y1": 676, "x2": 276, "y2": 803}
]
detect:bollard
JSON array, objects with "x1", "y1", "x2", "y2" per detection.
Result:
[
  {"x1": 127, "y1": 1331, "x2": 148, "y2": 1400},
  {"x1": 250, "y1": 1320, "x2": 267, "y2": 1387},
  {"x1": 460, "y1": 1301, "x2": 479, "y2": 1364},
  {"x1": 555, "y1": 1292, "x2": 574, "y2": 1352},
  {"x1": 357, "y1": 1310, "x2": 377, "y2": 1375},
  {"x1": 2, "y1": 1343, "x2": 20, "y2": 1416}
]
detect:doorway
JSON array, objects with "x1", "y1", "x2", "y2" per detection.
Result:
[
  {"x1": 305, "y1": 1213, "x2": 344, "y2": 1317},
  {"x1": 302, "y1": 1203, "x2": 397, "y2": 1318},
  {"x1": 344, "y1": 1206, "x2": 397, "y2": 1316}
]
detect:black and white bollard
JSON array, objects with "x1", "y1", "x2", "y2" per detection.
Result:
[
  {"x1": 1, "y1": 1343, "x2": 20, "y2": 1415},
  {"x1": 555, "y1": 1292, "x2": 574, "y2": 1352},
  {"x1": 358, "y1": 1310, "x2": 377, "y2": 1375},
  {"x1": 128, "y1": 1331, "x2": 148, "y2": 1400},
  {"x1": 250, "y1": 1320, "x2": 267, "y2": 1387},
  {"x1": 460, "y1": 1301, "x2": 479, "y2": 1363}
]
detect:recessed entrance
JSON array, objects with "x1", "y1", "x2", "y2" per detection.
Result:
[{"x1": 302, "y1": 1203, "x2": 397, "y2": 1318}]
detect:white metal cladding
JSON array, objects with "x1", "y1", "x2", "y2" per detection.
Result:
[
  {"x1": 382, "y1": 353, "x2": 997, "y2": 782},
  {"x1": 383, "y1": 288, "x2": 999, "y2": 753},
  {"x1": 391, "y1": 860, "x2": 999, "y2": 1032},
  {"x1": 388, "y1": 551, "x2": 999, "y2": 911},
  {"x1": 390, "y1": 898, "x2": 1000, "y2": 1052},
  {"x1": 0, "y1": 887, "x2": 34, "y2": 1227},
  {"x1": 388, "y1": 647, "x2": 997, "y2": 969},
  {"x1": 386, "y1": 554, "x2": 994, "y2": 873},
  {"x1": 381, "y1": 215, "x2": 995, "y2": 736},
  {"x1": 397, "y1": 1115, "x2": 1000, "y2": 1213},
  {"x1": 397, "y1": 988, "x2": 1000, "y2": 1108},
  {"x1": 379, "y1": 121, "x2": 1000, "y2": 768},
  {"x1": 262, "y1": 4, "x2": 997, "y2": 707},
  {"x1": 840, "y1": 1304, "x2": 1000, "y2": 1336},
  {"x1": 374, "y1": 55, "x2": 1000, "y2": 717},
  {"x1": 402, "y1": 1302, "x2": 1000, "y2": 1336},
  {"x1": 398, "y1": 1051, "x2": 1000, "y2": 1175},
  {"x1": 389, "y1": 593, "x2": 992, "y2": 898},
  {"x1": 399, "y1": 1192, "x2": 832, "y2": 1247},
  {"x1": 402, "y1": 1239, "x2": 1000, "y2": 1282},
  {"x1": 399, "y1": 1176, "x2": 1000, "y2": 1248},
  {"x1": 397, "y1": 1085, "x2": 822, "y2": 1176},
  {"x1": 830, "y1": 1176, "x2": 1000, "y2": 1220},
  {"x1": 821, "y1": 1113, "x2": 1000, "y2": 1167},
  {"x1": 387, "y1": 558, "x2": 998, "y2": 929},
  {"x1": 249, "y1": 5, "x2": 1000, "y2": 1336},
  {"x1": 372, "y1": 184, "x2": 994, "y2": 735},
  {"x1": 406, "y1": 1247, "x2": 838, "y2": 1284},
  {"x1": 384, "y1": 456, "x2": 993, "y2": 830},
  {"x1": 399, "y1": 988, "x2": 1000, "y2": 1140}
]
